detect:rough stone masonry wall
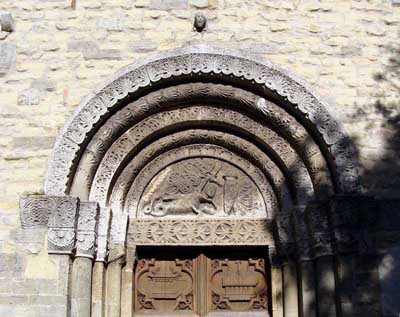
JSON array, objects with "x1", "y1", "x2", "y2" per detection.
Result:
[{"x1": 0, "y1": 0, "x2": 399, "y2": 316}]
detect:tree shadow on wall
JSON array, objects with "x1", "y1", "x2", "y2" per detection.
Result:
[
  {"x1": 368, "y1": 39, "x2": 400, "y2": 317},
  {"x1": 344, "y1": 37, "x2": 400, "y2": 317},
  {"x1": 355, "y1": 41, "x2": 400, "y2": 196},
  {"x1": 297, "y1": 36, "x2": 400, "y2": 317}
]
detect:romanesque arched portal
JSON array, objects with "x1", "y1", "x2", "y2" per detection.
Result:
[{"x1": 20, "y1": 45, "x2": 361, "y2": 317}]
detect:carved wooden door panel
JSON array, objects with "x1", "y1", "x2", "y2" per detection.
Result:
[
  {"x1": 135, "y1": 258, "x2": 196, "y2": 314},
  {"x1": 134, "y1": 254, "x2": 269, "y2": 316}
]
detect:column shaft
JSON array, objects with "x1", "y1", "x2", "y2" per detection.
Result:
[
  {"x1": 92, "y1": 261, "x2": 105, "y2": 317},
  {"x1": 316, "y1": 255, "x2": 337, "y2": 317},
  {"x1": 105, "y1": 258, "x2": 124, "y2": 317},
  {"x1": 121, "y1": 247, "x2": 136, "y2": 317},
  {"x1": 271, "y1": 266, "x2": 284, "y2": 317},
  {"x1": 283, "y1": 261, "x2": 299, "y2": 317},
  {"x1": 71, "y1": 257, "x2": 93, "y2": 317},
  {"x1": 300, "y1": 260, "x2": 317, "y2": 317}
]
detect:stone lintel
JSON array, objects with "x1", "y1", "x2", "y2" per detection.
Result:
[{"x1": 127, "y1": 218, "x2": 274, "y2": 246}]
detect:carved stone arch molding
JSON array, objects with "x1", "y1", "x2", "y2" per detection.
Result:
[{"x1": 20, "y1": 45, "x2": 362, "y2": 317}]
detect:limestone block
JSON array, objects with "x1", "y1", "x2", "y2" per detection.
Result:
[
  {"x1": 149, "y1": 0, "x2": 188, "y2": 10},
  {"x1": 83, "y1": 49, "x2": 122, "y2": 60},
  {"x1": 17, "y1": 89, "x2": 41, "y2": 106},
  {"x1": 367, "y1": 23, "x2": 386, "y2": 36},
  {"x1": 0, "y1": 253, "x2": 25, "y2": 278},
  {"x1": 0, "y1": 11, "x2": 15, "y2": 32},
  {"x1": 189, "y1": 0, "x2": 209, "y2": 8},
  {"x1": 0, "y1": 43, "x2": 16, "y2": 76},
  {"x1": 130, "y1": 40, "x2": 159, "y2": 53},
  {"x1": 30, "y1": 79, "x2": 57, "y2": 92}
]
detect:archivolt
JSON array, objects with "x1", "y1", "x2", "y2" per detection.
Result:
[
  {"x1": 44, "y1": 45, "x2": 361, "y2": 260},
  {"x1": 46, "y1": 46, "x2": 360, "y2": 199}
]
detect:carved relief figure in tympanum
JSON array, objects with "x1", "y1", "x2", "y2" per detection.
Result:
[
  {"x1": 135, "y1": 259, "x2": 194, "y2": 313},
  {"x1": 138, "y1": 158, "x2": 265, "y2": 218}
]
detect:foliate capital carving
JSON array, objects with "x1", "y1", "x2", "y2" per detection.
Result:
[
  {"x1": 76, "y1": 201, "x2": 99, "y2": 259},
  {"x1": 295, "y1": 204, "x2": 320, "y2": 261},
  {"x1": 95, "y1": 206, "x2": 111, "y2": 262},
  {"x1": 330, "y1": 195, "x2": 376, "y2": 254},
  {"x1": 268, "y1": 246, "x2": 281, "y2": 268},
  {"x1": 108, "y1": 242, "x2": 125, "y2": 264},
  {"x1": 128, "y1": 219, "x2": 274, "y2": 246},
  {"x1": 307, "y1": 203, "x2": 334, "y2": 258},
  {"x1": 110, "y1": 212, "x2": 128, "y2": 245},
  {"x1": 47, "y1": 196, "x2": 79, "y2": 254}
]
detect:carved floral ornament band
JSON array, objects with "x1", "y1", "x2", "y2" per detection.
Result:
[{"x1": 127, "y1": 219, "x2": 275, "y2": 246}]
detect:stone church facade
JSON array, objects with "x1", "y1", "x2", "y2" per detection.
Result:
[{"x1": 1, "y1": 1, "x2": 400, "y2": 317}]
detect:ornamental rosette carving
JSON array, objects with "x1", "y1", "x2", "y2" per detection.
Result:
[
  {"x1": 20, "y1": 195, "x2": 51, "y2": 228},
  {"x1": 47, "y1": 196, "x2": 78, "y2": 228},
  {"x1": 128, "y1": 219, "x2": 273, "y2": 246}
]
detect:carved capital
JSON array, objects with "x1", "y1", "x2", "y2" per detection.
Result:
[
  {"x1": 47, "y1": 196, "x2": 79, "y2": 254},
  {"x1": 110, "y1": 212, "x2": 128, "y2": 245},
  {"x1": 95, "y1": 206, "x2": 111, "y2": 262},
  {"x1": 306, "y1": 203, "x2": 334, "y2": 258},
  {"x1": 268, "y1": 246, "x2": 282, "y2": 268},
  {"x1": 75, "y1": 201, "x2": 99, "y2": 259},
  {"x1": 330, "y1": 195, "x2": 376, "y2": 254},
  {"x1": 108, "y1": 243, "x2": 125, "y2": 264}
]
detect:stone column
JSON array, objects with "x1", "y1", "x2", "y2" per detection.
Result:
[
  {"x1": 316, "y1": 255, "x2": 337, "y2": 317},
  {"x1": 92, "y1": 207, "x2": 111, "y2": 317},
  {"x1": 283, "y1": 260, "x2": 299, "y2": 317},
  {"x1": 269, "y1": 247, "x2": 283, "y2": 317},
  {"x1": 295, "y1": 203, "x2": 317, "y2": 317},
  {"x1": 105, "y1": 244, "x2": 125, "y2": 317},
  {"x1": 300, "y1": 260, "x2": 317, "y2": 317},
  {"x1": 71, "y1": 257, "x2": 93, "y2": 317},
  {"x1": 44, "y1": 196, "x2": 79, "y2": 316},
  {"x1": 92, "y1": 261, "x2": 106, "y2": 317},
  {"x1": 121, "y1": 246, "x2": 136, "y2": 316},
  {"x1": 71, "y1": 202, "x2": 99, "y2": 317}
]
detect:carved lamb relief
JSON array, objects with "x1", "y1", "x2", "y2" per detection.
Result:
[{"x1": 138, "y1": 158, "x2": 266, "y2": 218}]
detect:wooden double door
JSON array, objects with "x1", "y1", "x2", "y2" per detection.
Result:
[{"x1": 134, "y1": 248, "x2": 270, "y2": 316}]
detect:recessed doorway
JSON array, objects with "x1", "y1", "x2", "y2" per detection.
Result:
[{"x1": 134, "y1": 246, "x2": 271, "y2": 317}]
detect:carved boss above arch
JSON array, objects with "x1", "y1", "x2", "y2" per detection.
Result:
[{"x1": 46, "y1": 45, "x2": 360, "y2": 198}]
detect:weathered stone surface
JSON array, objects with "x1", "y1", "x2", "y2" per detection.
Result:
[
  {"x1": 130, "y1": 40, "x2": 158, "y2": 53},
  {"x1": 0, "y1": 253, "x2": 25, "y2": 278},
  {"x1": 83, "y1": 49, "x2": 121, "y2": 60},
  {"x1": 67, "y1": 40, "x2": 99, "y2": 53},
  {"x1": 17, "y1": 88, "x2": 40, "y2": 106},
  {"x1": 149, "y1": 0, "x2": 188, "y2": 10},
  {"x1": 30, "y1": 79, "x2": 57, "y2": 92},
  {"x1": 0, "y1": 11, "x2": 14, "y2": 32},
  {"x1": 0, "y1": 43, "x2": 15, "y2": 76}
]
